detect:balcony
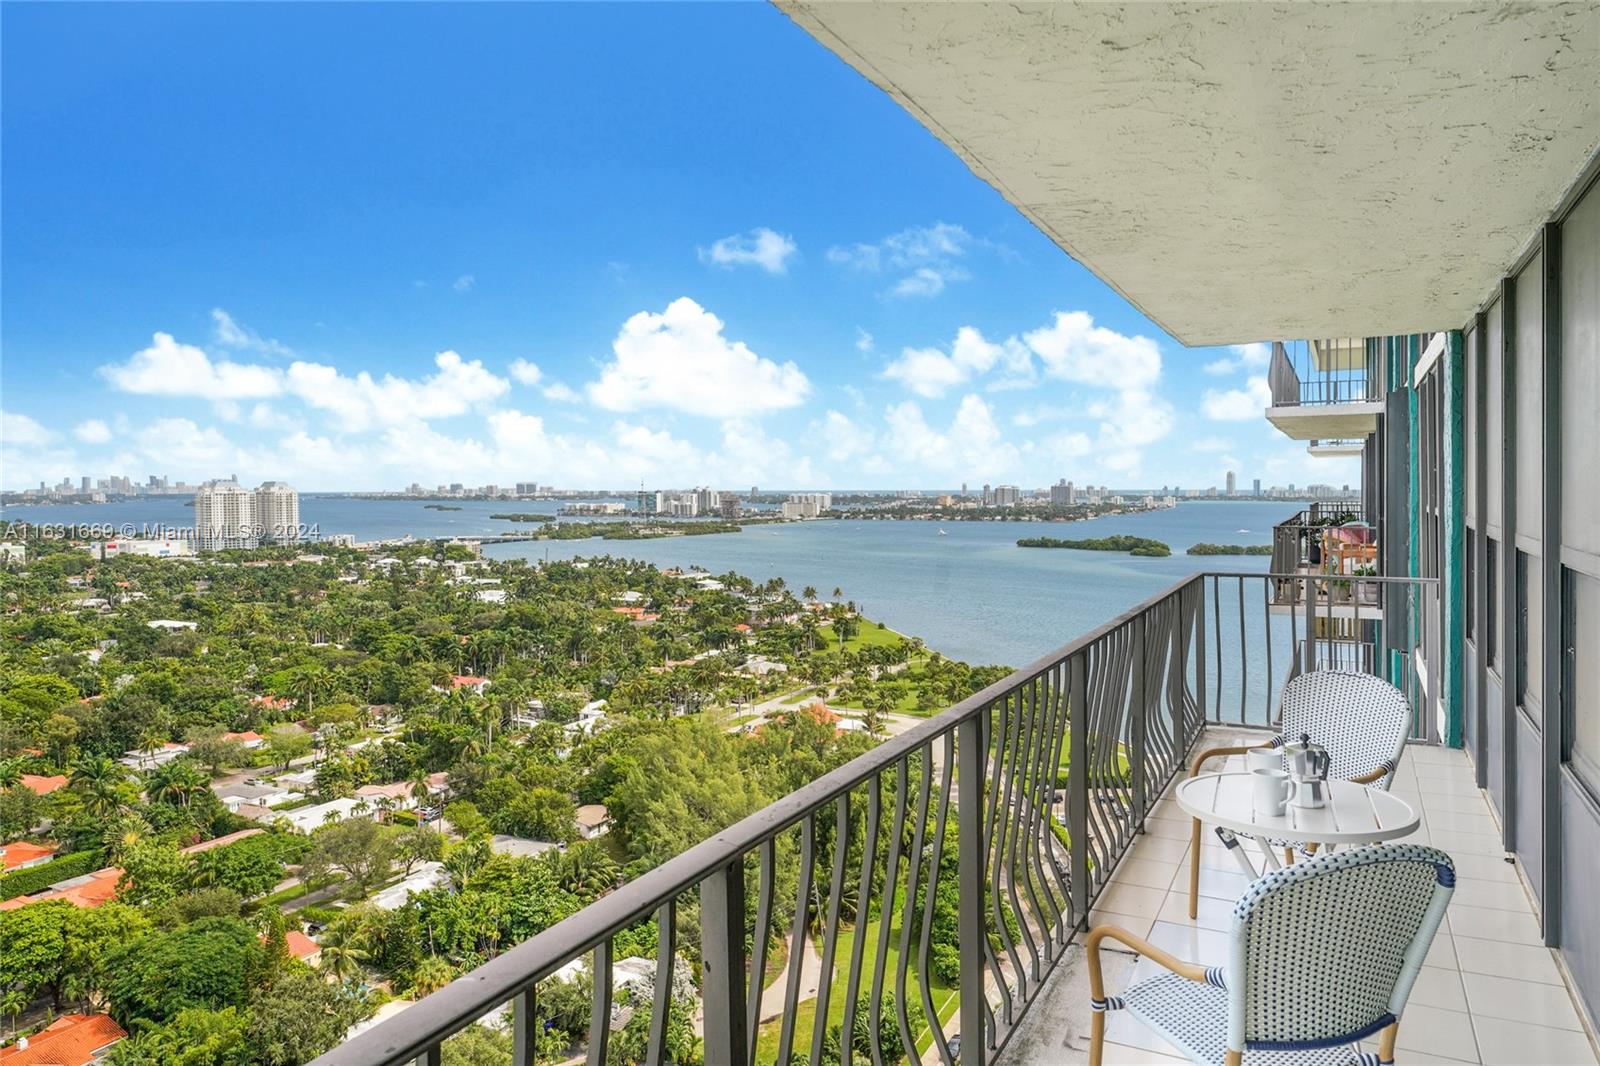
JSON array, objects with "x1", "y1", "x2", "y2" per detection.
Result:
[
  {"x1": 1307, "y1": 439, "x2": 1365, "y2": 459},
  {"x1": 310, "y1": 572, "x2": 1594, "y2": 1066},
  {"x1": 1265, "y1": 340, "x2": 1385, "y2": 442},
  {"x1": 1268, "y1": 507, "x2": 1383, "y2": 621}
]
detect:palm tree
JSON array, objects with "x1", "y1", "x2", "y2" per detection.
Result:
[
  {"x1": 0, "y1": 758, "x2": 22, "y2": 791},
  {"x1": 317, "y1": 923, "x2": 369, "y2": 983},
  {"x1": 287, "y1": 665, "x2": 333, "y2": 716},
  {"x1": 70, "y1": 755, "x2": 126, "y2": 819},
  {"x1": 831, "y1": 586, "x2": 843, "y2": 602},
  {"x1": 150, "y1": 760, "x2": 208, "y2": 808},
  {"x1": 411, "y1": 956, "x2": 456, "y2": 997},
  {"x1": 802, "y1": 585, "x2": 817, "y2": 603},
  {"x1": 351, "y1": 796, "x2": 371, "y2": 818},
  {"x1": 1, "y1": 988, "x2": 26, "y2": 1038}
]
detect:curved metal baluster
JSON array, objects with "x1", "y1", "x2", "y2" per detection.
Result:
[
  {"x1": 998, "y1": 689, "x2": 1039, "y2": 993},
  {"x1": 1238, "y1": 574, "x2": 1249, "y2": 723},
  {"x1": 1027, "y1": 664, "x2": 1070, "y2": 945},
  {"x1": 988, "y1": 693, "x2": 1026, "y2": 1016},
  {"x1": 744, "y1": 839, "x2": 776, "y2": 1065},
  {"x1": 1262, "y1": 575, "x2": 1275, "y2": 725},
  {"x1": 868, "y1": 759, "x2": 909, "y2": 1066},
  {"x1": 979, "y1": 703, "x2": 1015, "y2": 1028},
  {"x1": 810, "y1": 796, "x2": 852, "y2": 1065},
  {"x1": 1017, "y1": 675, "x2": 1056, "y2": 968},
  {"x1": 839, "y1": 778, "x2": 880, "y2": 1066},
  {"x1": 645, "y1": 900, "x2": 676, "y2": 1066},
  {"x1": 1007, "y1": 680, "x2": 1044, "y2": 982},
  {"x1": 916, "y1": 732, "x2": 956, "y2": 1065},
  {"x1": 1081, "y1": 641, "x2": 1115, "y2": 897},
  {"x1": 894, "y1": 744, "x2": 935, "y2": 1064},
  {"x1": 774, "y1": 818, "x2": 815, "y2": 1066},
  {"x1": 1212, "y1": 574, "x2": 1224, "y2": 718},
  {"x1": 586, "y1": 938, "x2": 612, "y2": 1066}
]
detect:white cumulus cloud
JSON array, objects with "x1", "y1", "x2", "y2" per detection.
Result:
[
  {"x1": 698, "y1": 228, "x2": 798, "y2": 275},
  {"x1": 285, "y1": 351, "x2": 510, "y2": 431},
  {"x1": 1023, "y1": 311, "x2": 1162, "y2": 392},
  {"x1": 3, "y1": 411, "x2": 56, "y2": 447},
  {"x1": 881, "y1": 326, "x2": 1031, "y2": 399},
  {"x1": 211, "y1": 309, "x2": 293, "y2": 358},
  {"x1": 586, "y1": 297, "x2": 810, "y2": 418},
  {"x1": 102, "y1": 333, "x2": 284, "y2": 401},
  {"x1": 508, "y1": 359, "x2": 544, "y2": 386},
  {"x1": 74, "y1": 419, "x2": 113, "y2": 444},
  {"x1": 1201, "y1": 375, "x2": 1273, "y2": 421},
  {"x1": 828, "y1": 222, "x2": 973, "y2": 298}
]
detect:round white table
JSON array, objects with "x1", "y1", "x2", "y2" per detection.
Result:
[{"x1": 1176, "y1": 771, "x2": 1420, "y2": 877}]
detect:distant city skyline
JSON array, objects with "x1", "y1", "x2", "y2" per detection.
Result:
[
  {"x1": 5, "y1": 468, "x2": 1351, "y2": 502},
  {"x1": 1, "y1": 5, "x2": 1357, "y2": 494}
]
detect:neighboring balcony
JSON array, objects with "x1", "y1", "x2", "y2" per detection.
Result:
[
  {"x1": 1268, "y1": 506, "x2": 1385, "y2": 623},
  {"x1": 1307, "y1": 438, "x2": 1365, "y2": 458},
  {"x1": 1265, "y1": 339, "x2": 1385, "y2": 441},
  {"x1": 299, "y1": 570, "x2": 1569, "y2": 1066}
]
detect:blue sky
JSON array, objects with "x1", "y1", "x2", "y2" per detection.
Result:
[{"x1": 0, "y1": 3, "x2": 1354, "y2": 493}]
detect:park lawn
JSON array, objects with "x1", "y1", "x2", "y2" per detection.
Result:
[
  {"x1": 833, "y1": 689, "x2": 926, "y2": 717},
  {"x1": 753, "y1": 917, "x2": 958, "y2": 1064},
  {"x1": 818, "y1": 618, "x2": 909, "y2": 655}
]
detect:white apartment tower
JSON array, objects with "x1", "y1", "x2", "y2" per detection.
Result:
[
  {"x1": 194, "y1": 479, "x2": 300, "y2": 550},
  {"x1": 255, "y1": 481, "x2": 300, "y2": 543},
  {"x1": 194, "y1": 480, "x2": 260, "y2": 551}
]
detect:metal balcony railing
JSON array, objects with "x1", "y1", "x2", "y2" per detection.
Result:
[
  {"x1": 1269, "y1": 506, "x2": 1370, "y2": 575},
  {"x1": 1268, "y1": 339, "x2": 1382, "y2": 408},
  {"x1": 312, "y1": 571, "x2": 1438, "y2": 1066}
]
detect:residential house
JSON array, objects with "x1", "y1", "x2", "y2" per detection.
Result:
[
  {"x1": 0, "y1": 1013, "x2": 126, "y2": 1065},
  {"x1": 573, "y1": 804, "x2": 610, "y2": 841},
  {"x1": 18, "y1": 773, "x2": 66, "y2": 796},
  {"x1": 0, "y1": 841, "x2": 57, "y2": 874}
]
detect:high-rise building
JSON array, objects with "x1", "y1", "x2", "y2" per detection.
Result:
[
  {"x1": 515, "y1": 482, "x2": 538, "y2": 496},
  {"x1": 1253, "y1": 478, "x2": 1262, "y2": 496},
  {"x1": 992, "y1": 484, "x2": 1021, "y2": 507},
  {"x1": 255, "y1": 481, "x2": 300, "y2": 544},
  {"x1": 1049, "y1": 478, "x2": 1077, "y2": 506},
  {"x1": 1225, "y1": 471, "x2": 1237, "y2": 495},
  {"x1": 195, "y1": 480, "x2": 259, "y2": 551}
]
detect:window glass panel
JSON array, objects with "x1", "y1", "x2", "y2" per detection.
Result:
[
  {"x1": 1516, "y1": 550, "x2": 1542, "y2": 708},
  {"x1": 1487, "y1": 538, "x2": 1500, "y2": 669},
  {"x1": 1466, "y1": 533, "x2": 1476, "y2": 641},
  {"x1": 1569, "y1": 570, "x2": 1600, "y2": 790}
]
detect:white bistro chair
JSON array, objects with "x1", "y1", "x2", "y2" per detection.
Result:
[
  {"x1": 1188, "y1": 670, "x2": 1412, "y2": 917},
  {"x1": 1089, "y1": 844, "x2": 1456, "y2": 1066}
]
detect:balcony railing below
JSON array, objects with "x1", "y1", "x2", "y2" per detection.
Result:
[{"x1": 312, "y1": 571, "x2": 1438, "y2": 1066}]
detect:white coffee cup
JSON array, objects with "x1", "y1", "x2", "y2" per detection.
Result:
[
  {"x1": 1246, "y1": 748, "x2": 1283, "y2": 774},
  {"x1": 1252, "y1": 768, "x2": 1296, "y2": 817}
]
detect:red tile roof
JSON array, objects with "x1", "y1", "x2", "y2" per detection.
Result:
[
  {"x1": 450, "y1": 675, "x2": 489, "y2": 688},
  {"x1": 0, "y1": 867, "x2": 122, "y2": 911},
  {"x1": 223, "y1": 730, "x2": 264, "y2": 743},
  {"x1": 0, "y1": 842, "x2": 57, "y2": 872},
  {"x1": 18, "y1": 773, "x2": 66, "y2": 796},
  {"x1": 285, "y1": 930, "x2": 320, "y2": 960},
  {"x1": 179, "y1": 828, "x2": 263, "y2": 855},
  {"x1": 0, "y1": 1013, "x2": 126, "y2": 1065}
]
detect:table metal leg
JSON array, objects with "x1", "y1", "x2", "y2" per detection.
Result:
[
  {"x1": 1255, "y1": 837, "x2": 1283, "y2": 870},
  {"x1": 1213, "y1": 827, "x2": 1260, "y2": 880}
]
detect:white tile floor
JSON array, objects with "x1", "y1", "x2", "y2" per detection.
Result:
[{"x1": 1086, "y1": 735, "x2": 1600, "y2": 1065}]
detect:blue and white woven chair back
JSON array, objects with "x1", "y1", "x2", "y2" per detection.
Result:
[
  {"x1": 1229, "y1": 844, "x2": 1455, "y2": 1054},
  {"x1": 1279, "y1": 670, "x2": 1410, "y2": 790}
]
